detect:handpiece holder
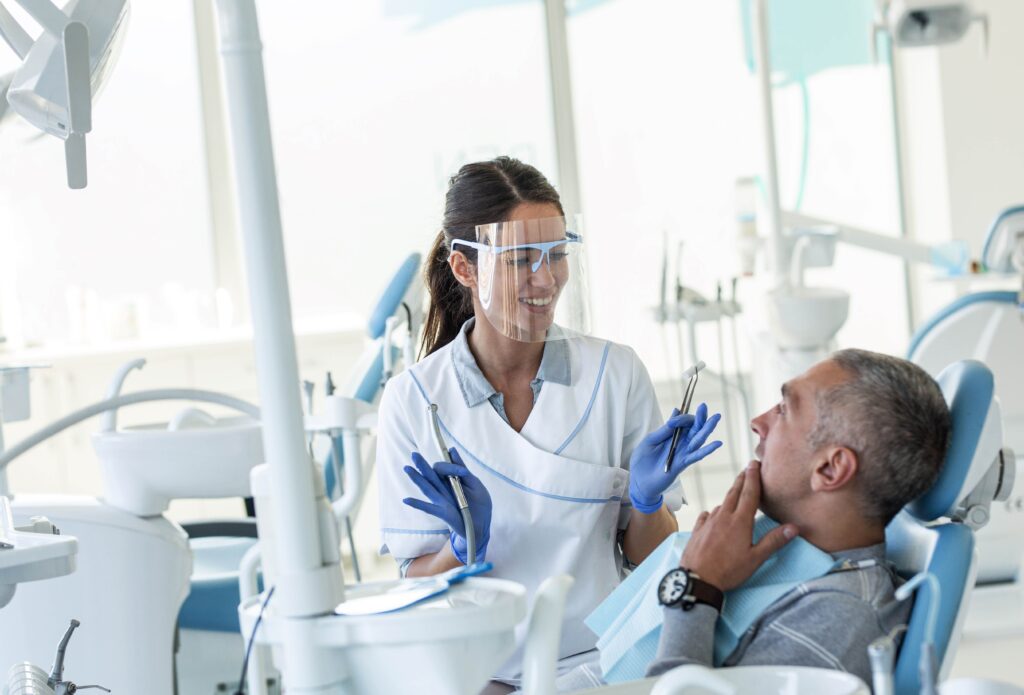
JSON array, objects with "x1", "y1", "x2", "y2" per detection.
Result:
[{"x1": 867, "y1": 625, "x2": 907, "y2": 695}]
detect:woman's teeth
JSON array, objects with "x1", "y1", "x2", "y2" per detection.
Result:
[{"x1": 522, "y1": 296, "x2": 552, "y2": 307}]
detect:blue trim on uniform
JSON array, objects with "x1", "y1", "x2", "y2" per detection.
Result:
[
  {"x1": 906, "y1": 291, "x2": 1018, "y2": 360},
  {"x1": 407, "y1": 370, "x2": 622, "y2": 506},
  {"x1": 555, "y1": 342, "x2": 611, "y2": 455},
  {"x1": 981, "y1": 204, "x2": 1024, "y2": 270},
  {"x1": 381, "y1": 527, "x2": 450, "y2": 536}
]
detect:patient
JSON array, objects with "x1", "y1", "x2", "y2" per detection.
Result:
[
  {"x1": 646, "y1": 349, "x2": 951, "y2": 683},
  {"x1": 556, "y1": 349, "x2": 951, "y2": 690}
]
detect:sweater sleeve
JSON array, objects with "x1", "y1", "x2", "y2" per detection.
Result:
[{"x1": 645, "y1": 604, "x2": 718, "y2": 677}]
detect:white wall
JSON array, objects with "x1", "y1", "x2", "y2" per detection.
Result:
[{"x1": 898, "y1": 0, "x2": 1024, "y2": 325}]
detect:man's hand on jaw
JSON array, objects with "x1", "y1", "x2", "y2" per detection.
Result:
[{"x1": 679, "y1": 460, "x2": 799, "y2": 592}]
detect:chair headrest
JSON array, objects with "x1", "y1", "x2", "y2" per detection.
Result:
[
  {"x1": 981, "y1": 204, "x2": 1024, "y2": 273},
  {"x1": 367, "y1": 253, "x2": 422, "y2": 339},
  {"x1": 907, "y1": 360, "x2": 996, "y2": 522}
]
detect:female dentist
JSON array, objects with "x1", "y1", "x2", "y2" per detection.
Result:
[{"x1": 376, "y1": 157, "x2": 721, "y2": 688}]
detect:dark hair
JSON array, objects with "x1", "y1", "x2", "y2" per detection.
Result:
[
  {"x1": 420, "y1": 157, "x2": 564, "y2": 357},
  {"x1": 808, "y1": 349, "x2": 952, "y2": 524}
]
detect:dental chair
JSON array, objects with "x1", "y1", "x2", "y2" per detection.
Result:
[
  {"x1": 175, "y1": 252, "x2": 422, "y2": 692},
  {"x1": 886, "y1": 360, "x2": 1015, "y2": 695},
  {"x1": 908, "y1": 207, "x2": 1024, "y2": 593}
]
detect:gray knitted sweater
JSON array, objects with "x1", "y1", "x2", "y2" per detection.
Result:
[{"x1": 647, "y1": 543, "x2": 909, "y2": 685}]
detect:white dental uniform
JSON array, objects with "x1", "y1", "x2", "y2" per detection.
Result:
[{"x1": 376, "y1": 327, "x2": 681, "y2": 681}]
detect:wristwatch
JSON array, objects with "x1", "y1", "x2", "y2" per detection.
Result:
[{"x1": 657, "y1": 567, "x2": 724, "y2": 612}]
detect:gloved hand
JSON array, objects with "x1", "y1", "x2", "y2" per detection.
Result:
[
  {"x1": 402, "y1": 448, "x2": 492, "y2": 564},
  {"x1": 629, "y1": 402, "x2": 722, "y2": 513}
]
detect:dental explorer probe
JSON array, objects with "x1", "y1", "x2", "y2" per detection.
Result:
[
  {"x1": 429, "y1": 404, "x2": 476, "y2": 565},
  {"x1": 664, "y1": 361, "x2": 706, "y2": 473}
]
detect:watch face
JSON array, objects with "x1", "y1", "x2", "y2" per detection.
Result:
[{"x1": 658, "y1": 569, "x2": 689, "y2": 606}]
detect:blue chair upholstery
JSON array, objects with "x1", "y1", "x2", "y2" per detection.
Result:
[
  {"x1": 887, "y1": 360, "x2": 996, "y2": 694},
  {"x1": 324, "y1": 251, "x2": 420, "y2": 498},
  {"x1": 366, "y1": 252, "x2": 422, "y2": 339},
  {"x1": 179, "y1": 252, "x2": 421, "y2": 634},
  {"x1": 178, "y1": 535, "x2": 258, "y2": 633}
]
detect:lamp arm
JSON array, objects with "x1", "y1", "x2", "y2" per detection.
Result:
[
  {"x1": 0, "y1": 3, "x2": 32, "y2": 58},
  {"x1": 9, "y1": 0, "x2": 66, "y2": 37},
  {"x1": 782, "y1": 209, "x2": 963, "y2": 269}
]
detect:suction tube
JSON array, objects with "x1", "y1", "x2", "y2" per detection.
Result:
[{"x1": 429, "y1": 404, "x2": 475, "y2": 565}]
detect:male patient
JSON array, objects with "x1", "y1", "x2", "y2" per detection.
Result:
[{"x1": 644, "y1": 348, "x2": 951, "y2": 684}]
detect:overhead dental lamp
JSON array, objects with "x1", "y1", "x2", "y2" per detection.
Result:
[
  {"x1": 876, "y1": 0, "x2": 987, "y2": 48},
  {"x1": 0, "y1": 0, "x2": 130, "y2": 188}
]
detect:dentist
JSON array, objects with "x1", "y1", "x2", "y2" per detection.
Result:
[{"x1": 376, "y1": 157, "x2": 721, "y2": 686}]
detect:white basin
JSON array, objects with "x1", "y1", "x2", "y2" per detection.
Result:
[
  {"x1": 92, "y1": 414, "x2": 264, "y2": 516},
  {"x1": 647, "y1": 664, "x2": 868, "y2": 694},
  {"x1": 239, "y1": 576, "x2": 527, "y2": 695},
  {"x1": 767, "y1": 286, "x2": 850, "y2": 350}
]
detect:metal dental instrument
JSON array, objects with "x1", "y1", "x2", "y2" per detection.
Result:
[
  {"x1": 45, "y1": 619, "x2": 110, "y2": 691},
  {"x1": 429, "y1": 404, "x2": 476, "y2": 565},
  {"x1": 664, "y1": 361, "x2": 706, "y2": 473},
  {"x1": 48, "y1": 619, "x2": 80, "y2": 688}
]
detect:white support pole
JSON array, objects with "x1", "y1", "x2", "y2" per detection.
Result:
[
  {"x1": 0, "y1": 3, "x2": 33, "y2": 58},
  {"x1": 212, "y1": 0, "x2": 343, "y2": 690},
  {"x1": 543, "y1": 0, "x2": 582, "y2": 217},
  {"x1": 884, "y1": 37, "x2": 919, "y2": 335},
  {"x1": 10, "y1": 0, "x2": 66, "y2": 37},
  {"x1": 192, "y1": 0, "x2": 248, "y2": 327},
  {"x1": 751, "y1": 0, "x2": 785, "y2": 285}
]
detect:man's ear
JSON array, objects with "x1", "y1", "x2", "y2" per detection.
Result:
[
  {"x1": 448, "y1": 251, "x2": 476, "y2": 289},
  {"x1": 811, "y1": 446, "x2": 859, "y2": 493}
]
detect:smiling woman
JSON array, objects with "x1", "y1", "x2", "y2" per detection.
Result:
[{"x1": 374, "y1": 156, "x2": 723, "y2": 687}]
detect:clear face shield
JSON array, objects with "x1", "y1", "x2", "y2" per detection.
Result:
[{"x1": 451, "y1": 215, "x2": 590, "y2": 343}]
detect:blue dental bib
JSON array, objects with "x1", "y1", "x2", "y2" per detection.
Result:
[{"x1": 585, "y1": 517, "x2": 836, "y2": 683}]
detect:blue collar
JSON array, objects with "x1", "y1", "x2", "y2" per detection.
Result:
[{"x1": 449, "y1": 318, "x2": 571, "y2": 408}]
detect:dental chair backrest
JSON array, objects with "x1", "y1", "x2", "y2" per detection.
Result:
[
  {"x1": 887, "y1": 360, "x2": 1014, "y2": 695},
  {"x1": 352, "y1": 251, "x2": 422, "y2": 401},
  {"x1": 980, "y1": 205, "x2": 1024, "y2": 275},
  {"x1": 324, "y1": 251, "x2": 422, "y2": 497}
]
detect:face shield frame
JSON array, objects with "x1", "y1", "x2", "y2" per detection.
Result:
[{"x1": 449, "y1": 215, "x2": 590, "y2": 343}]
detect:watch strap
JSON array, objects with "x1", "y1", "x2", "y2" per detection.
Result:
[{"x1": 683, "y1": 574, "x2": 724, "y2": 613}]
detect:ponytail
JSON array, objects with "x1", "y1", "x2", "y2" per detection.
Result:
[{"x1": 420, "y1": 231, "x2": 474, "y2": 357}]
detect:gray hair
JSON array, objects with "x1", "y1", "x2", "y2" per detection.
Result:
[{"x1": 808, "y1": 349, "x2": 951, "y2": 524}]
